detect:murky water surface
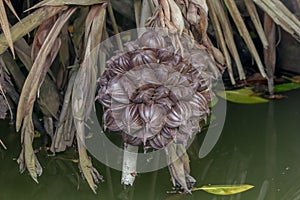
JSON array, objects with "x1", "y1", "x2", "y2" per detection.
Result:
[{"x1": 1, "y1": 90, "x2": 300, "y2": 200}]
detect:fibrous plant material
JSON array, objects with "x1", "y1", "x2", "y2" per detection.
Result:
[
  {"x1": 207, "y1": 1, "x2": 235, "y2": 84},
  {"x1": 0, "y1": 0, "x2": 14, "y2": 57},
  {"x1": 17, "y1": 106, "x2": 43, "y2": 184},
  {"x1": 0, "y1": 0, "x2": 23, "y2": 58},
  {"x1": 208, "y1": 0, "x2": 246, "y2": 81},
  {"x1": 253, "y1": 0, "x2": 300, "y2": 42},
  {"x1": 146, "y1": 0, "x2": 225, "y2": 73},
  {"x1": 224, "y1": 0, "x2": 267, "y2": 78},
  {"x1": 244, "y1": 0, "x2": 269, "y2": 49}
]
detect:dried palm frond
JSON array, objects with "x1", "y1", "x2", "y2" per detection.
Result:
[
  {"x1": 244, "y1": 0, "x2": 269, "y2": 49},
  {"x1": 51, "y1": 68, "x2": 78, "y2": 153},
  {"x1": 8, "y1": 0, "x2": 109, "y2": 191},
  {"x1": 17, "y1": 106, "x2": 42, "y2": 183},
  {"x1": 0, "y1": 0, "x2": 13, "y2": 57},
  {"x1": 72, "y1": 3, "x2": 107, "y2": 193},
  {"x1": 254, "y1": 0, "x2": 300, "y2": 42},
  {"x1": 0, "y1": 6, "x2": 67, "y2": 54},
  {"x1": 16, "y1": 7, "x2": 76, "y2": 182},
  {"x1": 224, "y1": 0, "x2": 267, "y2": 78},
  {"x1": 0, "y1": 0, "x2": 21, "y2": 58},
  {"x1": 16, "y1": 7, "x2": 76, "y2": 132}
]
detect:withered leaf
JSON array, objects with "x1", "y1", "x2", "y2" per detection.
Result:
[{"x1": 16, "y1": 8, "x2": 76, "y2": 131}]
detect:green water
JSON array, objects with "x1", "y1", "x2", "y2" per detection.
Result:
[{"x1": 1, "y1": 89, "x2": 300, "y2": 200}]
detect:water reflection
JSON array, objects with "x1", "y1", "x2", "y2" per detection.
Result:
[{"x1": 0, "y1": 90, "x2": 300, "y2": 200}]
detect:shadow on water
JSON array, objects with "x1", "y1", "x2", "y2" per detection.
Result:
[{"x1": 0, "y1": 89, "x2": 300, "y2": 200}]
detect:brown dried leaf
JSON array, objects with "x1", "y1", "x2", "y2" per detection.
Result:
[
  {"x1": 76, "y1": 122, "x2": 101, "y2": 194},
  {"x1": 224, "y1": 0, "x2": 266, "y2": 77},
  {"x1": 209, "y1": 0, "x2": 245, "y2": 80},
  {"x1": 17, "y1": 107, "x2": 43, "y2": 183},
  {"x1": 27, "y1": 0, "x2": 108, "y2": 11},
  {"x1": 161, "y1": 0, "x2": 171, "y2": 21},
  {"x1": 16, "y1": 8, "x2": 76, "y2": 131},
  {"x1": 14, "y1": 39, "x2": 60, "y2": 118},
  {"x1": 0, "y1": 6, "x2": 67, "y2": 55},
  {"x1": 72, "y1": 4, "x2": 106, "y2": 193},
  {"x1": 167, "y1": 0, "x2": 184, "y2": 34},
  {"x1": 190, "y1": 0, "x2": 208, "y2": 14},
  {"x1": 51, "y1": 68, "x2": 77, "y2": 152},
  {"x1": 0, "y1": 0, "x2": 14, "y2": 57},
  {"x1": 31, "y1": 16, "x2": 57, "y2": 61},
  {"x1": 167, "y1": 143, "x2": 191, "y2": 192},
  {"x1": 207, "y1": 1, "x2": 235, "y2": 84},
  {"x1": 187, "y1": 3, "x2": 197, "y2": 25}
]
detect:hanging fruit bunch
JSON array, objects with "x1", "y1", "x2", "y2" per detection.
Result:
[
  {"x1": 97, "y1": 30, "x2": 213, "y2": 148},
  {"x1": 97, "y1": 0, "x2": 224, "y2": 193}
]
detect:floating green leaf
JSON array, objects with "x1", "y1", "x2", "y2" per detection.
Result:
[
  {"x1": 217, "y1": 88, "x2": 269, "y2": 104},
  {"x1": 192, "y1": 184, "x2": 254, "y2": 195},
  {"x1": 274, "y1": 83, "x2": 300, "y2": 93}
]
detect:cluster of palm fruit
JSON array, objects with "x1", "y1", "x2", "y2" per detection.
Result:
[
  {"x1": 95, "y1": 0, "x2": 225, "y2": 192},
  {"x1": 96, "y1": 29, "x2": 215, "y2": 191}
]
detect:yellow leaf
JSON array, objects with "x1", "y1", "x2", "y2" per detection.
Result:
[{"x1": 192, "y1": 184, "x2": 254, "y2": 195}]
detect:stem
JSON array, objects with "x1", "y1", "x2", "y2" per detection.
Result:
[
  {"x1": 0, "y1": 139, "x2": 7, "y2": 150},
  {"x1": 121, "y1": 144, "x2": 138, "y2": 186},
  {"x1": 107, "y1": 2, "x2": 123, "y2": 51},
  {"x1": 244, "y1": 0, "x2": 269, "y2": 49},
  {"x1": 264, "y1": 13, "x2": 276, "y2": 96}
]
